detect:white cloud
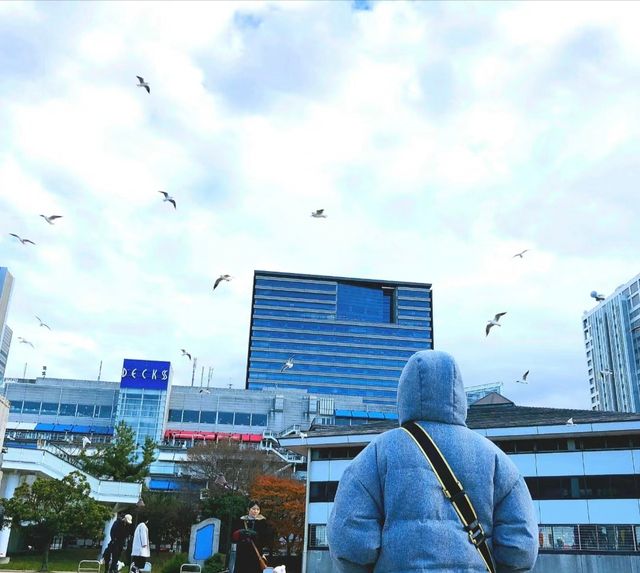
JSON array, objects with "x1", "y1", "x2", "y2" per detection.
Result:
[{"x1": 1, "y1": 1, "x2": 639, "y2": 410}]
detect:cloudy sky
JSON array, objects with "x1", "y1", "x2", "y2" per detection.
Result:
[{"x1": 1, "y1": 1, "x2": 639, "y2": 409}]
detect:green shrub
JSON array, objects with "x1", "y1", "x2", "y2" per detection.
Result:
[
  {"x1": 158, "y1": 553, "x2": 189, "y2": 573},
  {"x1": 202, "y1": 553, "x2": 226, "y2": 573}
]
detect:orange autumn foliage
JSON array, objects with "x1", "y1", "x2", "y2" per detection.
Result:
[{"x1": 250, "y1": 474, "x2": 306, "y2": 555}]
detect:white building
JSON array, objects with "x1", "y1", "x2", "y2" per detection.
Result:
[
  {"x1": 280, "y1": 393, "x2": 640, "y2": 573},
  {"x1": 583, "y1": 272, "x2": 640, "y2": 412}
]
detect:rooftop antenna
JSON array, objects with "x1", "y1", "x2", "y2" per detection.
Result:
[
  {"x1": 23, "y1": 362, "x2": 27, "y2": 379},
  {"x1": 200, "y1": 366, "x2": 205, "y2": 389},
  {"x1": 207, "y1": 367, "x2": 213, "y2": 390},
  {"x1": 97, "y1": 360, "x2": 103, "y2": 381},
  {"x1": 191, "y1": 357, "x2": 197, "y2": 387}
]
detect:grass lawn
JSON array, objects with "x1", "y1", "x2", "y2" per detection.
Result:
[{"x1": 4, "y1": 548, "x2": 175, "y2": 572}]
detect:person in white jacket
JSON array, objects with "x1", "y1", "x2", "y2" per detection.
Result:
[{"x1": 130, "y1": 518, "x2": 150, "y2": 573}]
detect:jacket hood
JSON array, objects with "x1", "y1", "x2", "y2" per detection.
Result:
[{"x1": 397, "y1": 350, "x2": 467, "y2": 426}]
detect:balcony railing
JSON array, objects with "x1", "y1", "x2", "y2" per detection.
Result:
[{"x1": 539, "y1": 524, "x2": 640, "y2": 553}]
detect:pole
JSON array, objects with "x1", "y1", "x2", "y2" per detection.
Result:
[
  {"x1": 191, "y1": 357, "x2": 197, "y2": 387},
  {"x1": 98, "y1": 360, "x2": 103, "y2": 381},
  {"x1": 22, "y1": 362, "x2": 27, "y2": 379}
]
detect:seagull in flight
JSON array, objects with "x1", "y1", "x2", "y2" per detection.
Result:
[
  {"x1": 9, "y1": 233, "x2": 35, "y2": 245},
  {"x1": 515, "y1": 370, "x2": 530, "y2": 384},
  {"x1": 82, "y1": 436, "x2": 91, "y2": 449},
  {"x1": 40, "y1": 214, "x2": 63, "y2": 225},
  {"x1": 136, "y1": 76, "x2": 150, "y2": 94},
  {"x1": 566, "y1": 417, "x2": 574, "y2": 425},
  {"x1": 485, "y1": 312, "x2": 507, "y2": 337},
  {"x1": 281, "y1": 356, "x2": 295, "y2": 373},
  {"x1": 311, "y1": 209, "x2": 327, "y2": 218},
  {"x1": 512, "y1": 249, "x2": 529, "y2": 259},
  {"x1": 590, "y1": 290, "x2": 605, "y2": 302},
  {"x1": 18, "y1": 337, "x2": 35, "y2": 348},
  {"x1": 198, "y1": 388, "x2": 211, "y2": 394},
  {"x1": 158, "y1": 191, "x2": 176, "y2": 209},
  {"x1": 213, "y1": 275, "x2": 232, "y2": 290},
  {"x1": 35, "y1": 316, "x2": 51, "y2": 330},
  {"x1": 181, "y1": 349, "x2": 192, "y2": 360}
]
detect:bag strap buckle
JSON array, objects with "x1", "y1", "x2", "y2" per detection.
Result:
[{"x1": 465, "y1": 519, "x2": 486, "y2": 547}]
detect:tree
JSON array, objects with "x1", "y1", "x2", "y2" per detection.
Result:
[
  {"x1": 250, "y1": 475, "x2": 305, "y2": 556},
  {"x1": 1, "y1": 472, "x2": 111, "y2": 571},
  {"x1": 200, "y1": 492, "x2": 249, "y2": 554},
  {"x1": 144, "y1": 491, "x2": 200, "y2": 554},
  {"x1": 187, "y1": 440, "x2": 287, "y2": 494},
  {"x1": 79, "y1": 421, "x2": 156, "y2": 482}
]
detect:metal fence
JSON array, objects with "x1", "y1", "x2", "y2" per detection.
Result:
[{"x1": 539, "y1": 524, "x2": 639, "y2": 552}]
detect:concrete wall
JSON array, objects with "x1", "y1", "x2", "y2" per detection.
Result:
[{"x1": 305, "y1": 550, "x2": 640, "y2": 573}]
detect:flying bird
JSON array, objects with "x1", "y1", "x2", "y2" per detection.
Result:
[
  {"x1": 213, "y1": 274, "x2": 232, "y2": 290},
  {"x1": 158, "y1": 191, "x2": 176, "y2": 209},
  {"x1": 590, "y1": 291, "x2": 605, "y2": 302},
  {"x1": 311, "y1": 209, "x2": 327, "y2": 218},
  {"x1": 566, "y1": 417, "x2": 574, "y2": 426},
  {"x1": 485, "y1": 312, "x2": 507, "y2": 337},
  {"x1": 512, "y1": 249, "x2": 529, "y2": 259},
  {"x1": 35, "y1": 316, "x2": 51, "y2": 330},
  {"x1": 281, "y1": 356, "x2": 295, "y2": 373},
  {"x1": 17, "y1": 337, "x2": 35, "y2": 348},
  {"x1": 515, "y1": 370, "x2": 530, "y2": 384},
  {"x1": 198, "y1": 388, "x2": 211, "y2": 394},
  {"x1": 136, "y1": 76, "x2": 150, "y2": 93},
  {"x1": 82, "y1": 436, "x2": 91, "y2": 449},
  {"x1": 181, "y1": 349, "x2": 192, "y2": 360},
  {"x1": 39, "y1": 214, "x2": 63, "y2": 225},
  {"x1": 9, "y1": 233, "x2": 35, "y2": 245}
]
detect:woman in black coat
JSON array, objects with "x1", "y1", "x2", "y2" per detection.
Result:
[{"x1": 232, "y1": 500, "x2": 271, "y2": 573}]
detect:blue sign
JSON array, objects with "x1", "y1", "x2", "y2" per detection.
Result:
[{"x1": 121, "y1": 359, "x2": 171, "y2": 390}]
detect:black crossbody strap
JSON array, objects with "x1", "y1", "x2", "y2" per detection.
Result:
[{"x1": 401, "y1": 421, "x2": 496, "y2": 573}]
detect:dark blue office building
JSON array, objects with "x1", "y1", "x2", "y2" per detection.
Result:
[{"x1": 245, "y1": 270, "x2": 433, "y2": 406}]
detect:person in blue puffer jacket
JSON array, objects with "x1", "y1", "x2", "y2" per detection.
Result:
[{"x1": 328, "y1": 350, "x2": 538, "y2": 573}]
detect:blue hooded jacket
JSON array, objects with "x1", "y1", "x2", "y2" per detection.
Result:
[{"x1": 327, "y1": 350, "x2": 538, "y2": 573}]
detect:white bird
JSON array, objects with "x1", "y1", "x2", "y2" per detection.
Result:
[
  {"x1": 299, "y1": 432, "x2": 307, "y2": 439},
  {"x1": 82, "y1": 436, "x2": 91, "y2": 448},
  {"x1": 566, "y1": 417, "x2": 574, "y2": 425},
  {"x1": 35, "y1": 316, "x2": 51, "y2": 330},
  {"x1": 515, "y1": 370, "x2": 530, "y2": 384},
  {"x1": 9, "y1": 233, "x2": 35, "y2": 245},
  {"x1": 600, "y1": 368, "x2": 613, "y2": 377},
  {"x1": 590, "y1": 291, "x2": 605, "y2": 302},
  {"x1": 136, "y1": 76, "x2": 150, "y2": 94},
  {"x1": 281, "y1": 356, "x2": 295, "y2": 373},
  {"x1": 17, "y1": 337, "x2": 35, "y2": 348},
  {"x1": 311, "y1": 209, "x2": 327, "y2": 218},
  {"x1": 199, "y1": 388, "x2": 210, "y2": 394},
  {"x1": 181, "y1": 349, "x2": 192, "y2": 360},
  {"x1": 213, "y1": 274, "x2": 232, "y2": 290},
  {"x1": 512, "y1": 249, "x2": 529, "y2": 259},
  {"x1": 158, "y1": 191, "x2": 176, "y2": 209},
  {"x1": 485, "y1": 312, "x2": 507, "y2": 337},
  {"x1": 39, "y1": 214, "x2": 63, "y2": 225}
]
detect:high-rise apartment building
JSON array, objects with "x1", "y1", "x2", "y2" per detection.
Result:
[
  {"x1": 583, "y1": 272, "x2": 640, "y2": 412},
  {"x1": 0, "y1": 268, "x2": 14, "y2": 382},
  {"x1": 245, "y1": 270, "x2": 433, "y2": 406}
]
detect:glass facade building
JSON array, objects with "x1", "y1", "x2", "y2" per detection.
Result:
[
  {"x1": 245, "y1": 270, "x2": 433, "y2": 406},
  {"x1": 0, "y1": 268, "x2": 14, "y2": 382},
  {"x1": 583, "y1": 272, "x2": 640, "y2": 412}
]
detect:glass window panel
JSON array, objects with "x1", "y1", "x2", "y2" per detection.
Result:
[
  {"x1": 200, "y1": 411, "x2": 217, "y2": 424},
  {"x1": 255, "y1": 278, "x2": 336, "y2": 292},
  {"x1": 251, "y1": 413, "x2": 268, "y2": 426},
  {"x1": 254, "y1": 308, "x2": 335, "y2": 320},
  {"x1": 168, "y1": 409, "x2": 182, "y2": 422},
  {"x1": 23, "y1": 401, "x2": 40, "y2": 413},
  {"x1": 255, "y1": 298, "x2": 335, "y2": 310},
  {"x1": 218, "y1": 412, "x2": 234, "y2": 425},
  {"x1": 77, "y1": 404, "x2": 95, "y2": 417},
  {"x1": 59, "y1": 403, "x2": 76, "y2": 416},
  {"x1": 9, "y1": 400, "x2": 23, "y2": 412},
  {"x1": 182, "y1": 410, "x2": 199, "y2": 423},
  {"x1": 255, "y1": 288, "x2": 336, "y2": 301},
  {"x1": 234, "y1": 413, "x2": 251, "y2": 426},
  {"x1": 40, "y1": 402, "x2": 58, "y2": 414}
]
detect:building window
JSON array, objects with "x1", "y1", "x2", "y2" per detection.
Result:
[
  {"x1": 251, "y1": 413, "x2": 268, "y2": 426},
  {"x1": 40, "y1": 402, "x2": 58, "y2": 414},
  {"x1": 9, "y1": 400, "x2": 23, "y2": 413},
  {"x1": 182, "y1": 410, "x2": 199, "y2": 423},
  {"x1": 200, "y1": 411, "x2": 217, "y2": 424},
  {"x1": 97, "y1": 405, "x2": 112, "y2": 418},
  {"x1": 168, "y1": 409, "x2": 182, "y2": 422},
  {"x1": 234, "y1": 413, "x2": 251, "y2": 426},
  {"x1": 77, "y1": 404, "x2": 95, "y2": 417},
  {"x1": 218, "y1": 412, "x2": 234, "y2": 425},
  {"x1": 309, "y1": 481, "x2": 339, "y2": 503},
  {"x1": 59, "y1": 403, "x2": 76, "y2": 416},
  {"x1": 22, "y1": 401, "x2": 40, "y2": 414},
  {"x1": 308, "y1": 524, "x2": 328, "y2": 549}
]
